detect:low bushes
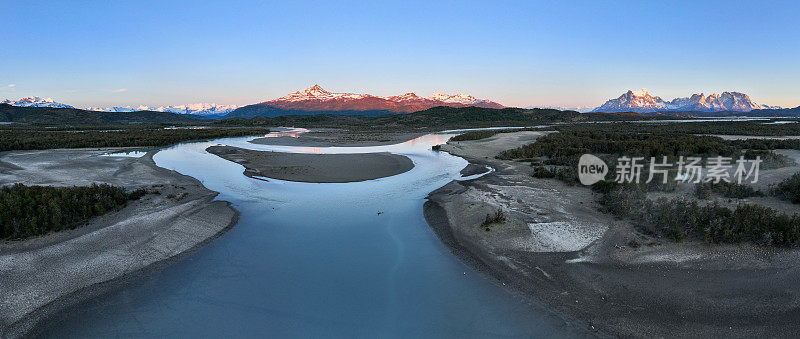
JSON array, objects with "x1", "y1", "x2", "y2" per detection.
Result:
[
  {"x1": 604, "y1": 185, "x2": 800, "y2": 246},
  {"x1": 695, "y1": 181, "x2": 763, "y2": 199},
  {"x1": 772, "y1": 172, "x2": 800, "y2": 204},
  {"x1": 482, "y1": 209, "x2": 507, "y2": 231}
]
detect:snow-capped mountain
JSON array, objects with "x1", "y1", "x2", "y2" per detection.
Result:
[
  {"x1": 1, "y1": 97, "x2": 74, "y2": 109},
  {"x1": 592, "y1": 89, "x2": 781, "y2": 113},
  {"x1": 153, "y1": 103, "x2": 239, "y2": 116},
  {"x1": 88, "y1": 103, "x2": 239, "y2": 116},
  {"x1": 86, "y1": 105, "x2": 150, "y2": 113},
  {"x1": 425, "y1": 93, "x2": 489, "y2": 105},
  {"x1": 1, "y1": 96, "x2": 237, "y2": 116},
  {"x1": 256, "y1": 84, "x2": 504, "y2": 113}
]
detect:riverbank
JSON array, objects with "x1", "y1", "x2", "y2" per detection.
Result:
[
  {"x1": 425, "y1": 131, "x2": 800, "y2": 337},
  {"x1": 207, "y1": 145, "x2": 414, "y2": 183},
  {"x1": 0, "y1": 149, "x2": 239, "y2": 337}
]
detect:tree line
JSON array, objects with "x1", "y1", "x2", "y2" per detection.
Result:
[
  {"x1": 0, "y1": 126, "x2": 271, "y2": 151},
  {"x1": 498, "y1": 130, "x2": 789, "y2": 169},
  {"x1": 498, "y1": 130, "x2": 800, "y2": 246},
  {"x1": 554, "y1": 120, "x2": 800, "y2": 136},
  {"x1": 0, "y1": 183, "x2": 146, "y2": 240}
]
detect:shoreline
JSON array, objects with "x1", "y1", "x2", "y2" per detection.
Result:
[
  {"x1": 424, "y1": 131, "x2": 800, "y2": 337},
  {"x1": 423, "y1": 192, "x2": 595, "y2": 337},
  {"x1": 9, "y1": 200, "x2": 240, "y2": 338},
  {"x1": 0, "y1": 150, "x2": 240, "y2": 338}
]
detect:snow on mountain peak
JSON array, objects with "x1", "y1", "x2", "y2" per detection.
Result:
[
  {"x1": 270, "y1": 85, "x2": 498, "y2": 108},
  {"x1": 1, "y1": 96, "x2": 74, "y2": 109},
  {"x1": 386, "y1": 92, "x2": 423, "y2": 102},
  {"x1": 277, "y1": 85, "x2": 368, "y2": 102},
  {"x1": 425, "y1": 93, "x2": 480, "y2": 104},
  {"x1": 593, "y1": 89, "x2": 780, "y2": 113},
  {"x1": 253, "y1": 85, "x2": 504, "y2": 113},
  {"x1": 86, "y1": 103, "x2": 240, "y2": 115},
  {"x1": 305, "y1": 84, "x2": 328, "y2": 93},
  {"x1": 154, "y1": 103, "x2": 240, "y2": 115}
]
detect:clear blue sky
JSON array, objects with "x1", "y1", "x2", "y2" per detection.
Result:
[{"x1": 1, "y1": 0, "x2": 798, "y2": 108}]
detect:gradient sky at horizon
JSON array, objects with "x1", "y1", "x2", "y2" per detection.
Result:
[{"x1": 1, "y1": 0, "x2": 798, "y2": 109}]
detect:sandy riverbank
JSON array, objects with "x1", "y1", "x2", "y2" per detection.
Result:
[
  {"x1": 250, "y1": 129, "x2": 426, "y2": 147},
  {"x1": 207, "y1": 145, "x2": 414, "y2": 183},
  {"x1": 0, "y1": 149, "x2": 239, "y2": 337},
  {"x1": 425, "y1": 131, "x2": 800, "y2": 337}
]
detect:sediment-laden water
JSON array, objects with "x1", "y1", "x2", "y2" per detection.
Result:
[{"x1": 41, "y1": 131, "x2": 581, "y2": 337}]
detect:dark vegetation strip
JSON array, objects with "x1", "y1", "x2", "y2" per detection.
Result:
[
  {"x1": 0, "y1": 183, "x2": 147, "y2": 240},
  {"x1": 555, "y1": 120, "x2": 800, "y2": 136},
  {"x1": 499, "y1": 130, "x2": 800, "y2": 246},
  {"x1": 0, "y1": 126, "x2": 271, "y2": 151},
  {"x1": 213, "y1": 107, "x2": 660, "y2": 130},
  {"x1": 497, "y1": 130, "x2": 788, "y2": 168},
  {"x1": 450, "y1": 130, "x2": 503, "y2": 141},
  {"x1": 602, "y1": 186, "x2": 800, "y2": 245},
  {"x1": 694, "y1": 181, "x2": 763, "y2": 199}
]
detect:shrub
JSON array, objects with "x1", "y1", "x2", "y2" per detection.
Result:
[
  {"x1": 696, "y1": 181, "x2": 763, "y2": 199},
  {"x1": 695, "y1": 183, "x2": 711, "y2": 199},
  {"x1": 531, "y1": 166, "x2": 556, "y2": 178},
  {"x1": 772, "y1": 172, "x2": 800, "y2": 204},
  {"x1": 482, "y1": 209, "x2": 507, "y2": 227}
]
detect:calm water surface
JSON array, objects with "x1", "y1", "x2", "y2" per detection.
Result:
[{"x1": 41, "y1": 132, "x2": 584, "y2": 337}]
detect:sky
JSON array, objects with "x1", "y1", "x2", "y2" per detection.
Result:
[{"x1": 1, "y1": 0, "x2": 798, "y2": 109}]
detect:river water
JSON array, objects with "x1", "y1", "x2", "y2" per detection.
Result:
[{"x1": 41, "y1": 131, "x2": 583, "y2": 337}]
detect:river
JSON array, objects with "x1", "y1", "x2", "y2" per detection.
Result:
[{"x1": 40, "y1": 131, "x2": 583, "y2": 337}]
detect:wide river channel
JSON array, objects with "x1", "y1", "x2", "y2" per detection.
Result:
[{"x1": 41, "y1": 130, "x2": 584, "y2": 337}]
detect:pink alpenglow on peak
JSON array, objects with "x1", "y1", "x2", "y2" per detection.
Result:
[{"x1": 257, "y1": 85, "x2": 504, "y2": 113}]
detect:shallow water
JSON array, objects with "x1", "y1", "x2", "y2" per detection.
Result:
[{"x1": 40, "y1": 132, "x2": 583, "y2": 337}]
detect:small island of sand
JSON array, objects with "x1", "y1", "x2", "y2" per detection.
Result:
[{"x1": 206, "y1": 145, "x2": 414, "y2": 183}]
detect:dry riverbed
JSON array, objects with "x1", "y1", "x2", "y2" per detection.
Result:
[
  {"x1": 207, "y1": 145, "x2": 414, "y2": 183},
  {"x1": 426, "y1": 131, "x2": 800, "y2": 337},
  {"x1": 0, "y1": 149, "x2": 238, "y2": 337}
]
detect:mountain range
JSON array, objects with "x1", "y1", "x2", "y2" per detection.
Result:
[
  {"x1": 224, "y1": 85, "x2": 504, "y2": 118},
  {"x1": 4, "y1": 87, "x2": 796, "y2": 119},
  {"x1": 1, "y1": 85, "x2": 503, "y2": 119},
  {"x1": 87, "y1": 103, "x2": 239, "y2": 117},
  {"x1": 1, "y1": 97, "x2": 75, "y2": 109},
  {"x1": 592, "y1": 89, "x2": 781, "y2": 113},
  {"x1": 0, "y1": 97, "x2": 236, "y2": 116}
]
